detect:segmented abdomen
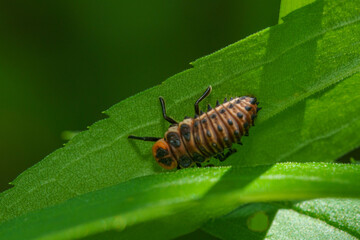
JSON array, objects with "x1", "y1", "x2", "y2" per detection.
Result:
[{"x1": 164, "y1": 96, "x2": 260, "y2": 168}]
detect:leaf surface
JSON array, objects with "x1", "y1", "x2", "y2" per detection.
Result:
[{"x1": 0, "y1": 163, "x2": 359, "y2": 240}]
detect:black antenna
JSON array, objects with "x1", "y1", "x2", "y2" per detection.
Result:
[{"x1": 128, "y1": 135, "x2": 161, "y2": 142}]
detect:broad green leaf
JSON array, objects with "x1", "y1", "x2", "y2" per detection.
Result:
[
  {"x1": 202, "y1": 198, "x2": 360, "y2": 239},
  {"x1": 1, "y1": 0, "x2": 360, "y2": 223},
  {"x1": 0, "y1": 163, "x2": 359, "y2": 240}
]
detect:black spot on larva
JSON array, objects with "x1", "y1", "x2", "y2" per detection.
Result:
[
  {"x1": 228, "y1": 104, "x2": 233, "y2": 108},
  {"x1": 192, "y1": 152, "x2": 206, "y2": 163},
  {"x1": 234, "y1": 130, "x2": 240, "y2": 136},
  {"x1": 240, "y1": 96, "x2": 246, "y2": 100},
  {"x1": 236, "y1": 99, "x2": 241, "y2": 104},
  {"x1": 257, "y1": 107, "x2": 262, "y2": 112},
  {"x1": 228, "y1": 119, "x2": 233, "y2": 125},
  {"x1": 159, "y1": 157, "x2": 173, "y2": 166},
  {"x1": 244, "y1": 122, "x2": 249, "y2": 129},
  {"x1": 194, "y1": 121, "x2": 199, "y2": 127},
  {"x1": 207, "y1": 104, "x2": 212, "y2": 111},
  {"x1": 237, "y1": 112, "x2": 243, "y2": 119},
  {"x1": 202, "y1": 118, "x2": 207, "y2": 124},
  {"x1": 207, "y1": 130, "x2": 212, "y2": 137},
  {"x1": 184, "y1": 116, "x2": 190, "y2": 119},
  {"x1": 212, "y1": 143, "x2": 217, "y2": 148},
  {"x1": 250, "y1": 98, "x2": 257, "y2": 104},
  {"x1": 200, "y1": 110, "x2": 204, "y2": 116},
  {"x1": 167, "y1": 132, "x2": 181, "y2": 148},
  {"x1": 230, "y1": 97, "x2": 233, "y2": 100},
  {"x1": 194, "y1": 114, "x2": 199, "y2": 119},
  {"x1": 245, "y1": 106, "x2": 252, "y2": 111},
  {"x1": 217, "y1": 125, "x2": 223, "y2": 131},
  {"x1": 180, "y1": 124, "x2": 191, "y2": 141},
  {"x1": 211, "y1": 114, "x2": 216, "y2": 119},
  {"x1": 224, "y1": 137, "x2": 229, "y2": 142},
  {"x1": 251, "y1": 114, "x2": 257, "y2": 121},
  {"x1": 220, "y1": 109, "x2": 225, "y2": 114},
  {"x1": 156, "y1": 147, "x2": 168, "y2": 158},
  {"x1": 224, "y1": 97, "x2": 227, "y2": 103},
  {"x1": 216, "y1": 100, "x2": 220, "y2": 107},
  {"x1": 178, "y1": 155, "x2": 192, "y2": 168}
]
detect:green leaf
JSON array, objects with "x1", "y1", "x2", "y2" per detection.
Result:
[
  {"x1": 0, "y1": 163, "x2": 359, "y2": 240},
  {"x1": 202, "y1": 198, "x2": 360, "y2": 239},
  {"x1": 1, "y1": 0, "x2": 360, "y2": 224}
]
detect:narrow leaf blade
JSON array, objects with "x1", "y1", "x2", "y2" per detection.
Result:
[{"x1": 0, "y1": 163, "x2": 359, "y2": 240}]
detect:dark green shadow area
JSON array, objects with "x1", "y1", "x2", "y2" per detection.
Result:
[
  {"x1": 202, "y1": 165, "x2": 273, "y2": 199},
  {"x1": 85, "y1": 226, "x2": 220, "y2": 240},
  {"x1": 83, "y1": 209, "x2": 222, "y2": 240},
  {"x1": 85, "y1": 229, "x2": 218, "y2": 240},
  {"x1": 259, "y1": 0, "x2": 325, "y2": 112}
]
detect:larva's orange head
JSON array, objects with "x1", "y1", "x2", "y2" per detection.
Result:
[{"x1": 152, "y1": 139, "x2": 178, "y2": 170}]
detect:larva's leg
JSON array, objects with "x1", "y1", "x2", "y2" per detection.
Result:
[
  {"x1": 159, "y1": 97, "x2": 178, "y2": 124},
  {"x1": 194, "y1": 86, "x2": 212, "y2": 115},
  {"x1": 224, "y1": 148, "x2": 237, "y2": 159},
  {"x1": 215, "y1": 148, "x2": 237, "y2": 162},
  {"x1": 214, "y1": 152, "x2": 226, "y2": 162}
]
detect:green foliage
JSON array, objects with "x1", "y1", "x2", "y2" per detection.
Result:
[
  {"x1": 0, "y1": 163, "x2": 359, "y2": 240},
  {"x1": 0, "y1": 0, "x2": 360, "y2": 239},
  {"x1": 202, "y1": 198, "x2": 360, "y2": 239}
]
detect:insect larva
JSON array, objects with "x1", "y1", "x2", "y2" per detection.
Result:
[{"x1": 128, "y1": 86, "x2": 261, "y2": 169}]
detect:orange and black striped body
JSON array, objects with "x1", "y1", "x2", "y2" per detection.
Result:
[{"x1": 152, "y1": 96, "x2": 260, "y2": 169}]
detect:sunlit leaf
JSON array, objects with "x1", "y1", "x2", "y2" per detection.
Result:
[{"x1": 0, "y1": 163, "x2": 359, "y2": 240}]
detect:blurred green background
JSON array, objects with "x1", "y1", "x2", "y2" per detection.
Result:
[{"x1": 0, "y1": 0, "x2": 282, "y2": 192}]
